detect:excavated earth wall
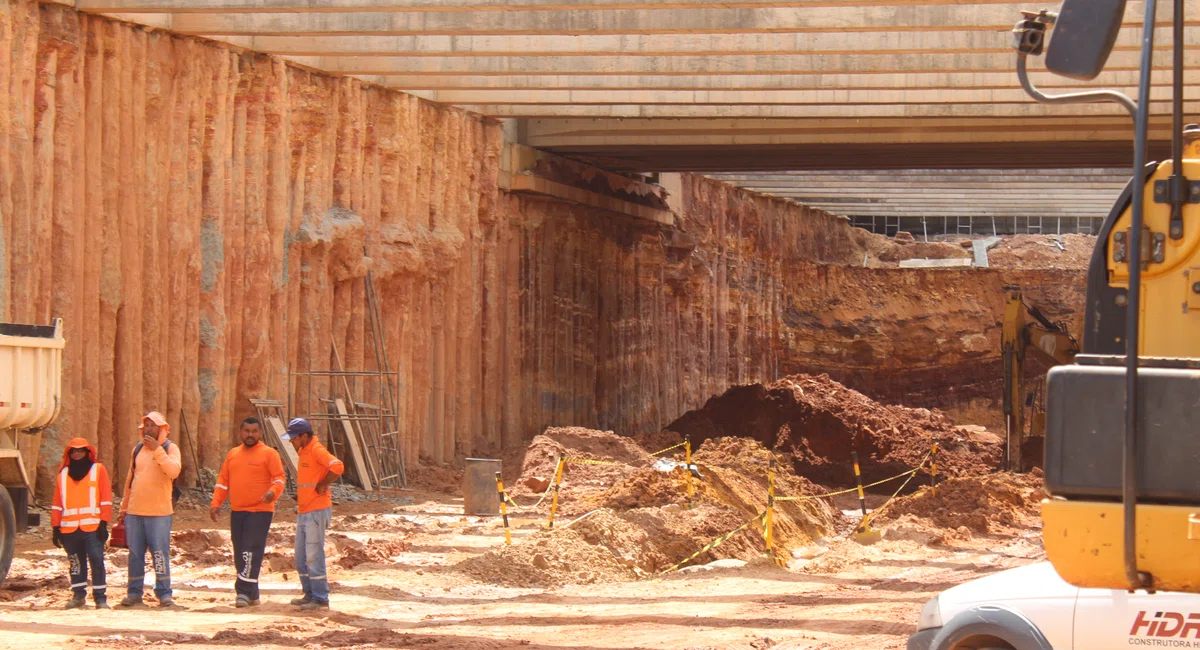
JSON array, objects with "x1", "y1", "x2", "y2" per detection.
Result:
[{"x1": 0, "y1": 0, "x2": 1085, "y2": 495}]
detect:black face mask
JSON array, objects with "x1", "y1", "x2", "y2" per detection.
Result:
[{"x1": 68, "y1": 454, "x2": 94, "y2": 481}]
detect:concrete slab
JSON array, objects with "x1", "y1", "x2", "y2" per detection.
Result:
[
  {"x1": 898, "y1": 258, "x2": 974, "y2": 269},
  {"x1": 972, "y1": 236, "x2": 1002, "y2": 268}
]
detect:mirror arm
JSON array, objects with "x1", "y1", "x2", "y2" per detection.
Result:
[{"x1": 1016, "y1": 54, "x2": 1137, "y2": 120}]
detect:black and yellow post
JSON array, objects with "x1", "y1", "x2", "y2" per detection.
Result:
[
  {"x1": 765, "y1": 456, "x2": 776, "y2": 554},
  {"x1": 495, "y1": 471, "x2": 512, "y2": 545},
  {"x1": 931, "y1": 443, "x2": 938, "y2": 497},
  {"x1": 684, "y1": 436, "x2": 694, "y2": 509},
  {"x1": 852, "y1": 451, "x2": 882, "y2": 544},
  {"x1": 546, "y1": 456, "x2": 566, "y2": 529}
]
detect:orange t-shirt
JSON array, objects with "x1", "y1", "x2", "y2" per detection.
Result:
[
  {"x1": 210, "y1": 443, "x2": 286, "y2": 513},
  {"x1": 296, "y1": 438, "x2": 344, "y2": 514}
]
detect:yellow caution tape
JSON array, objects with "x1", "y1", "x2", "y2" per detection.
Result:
[
  {"x1": 503, "y1": 478, "x2": 556, "y2": 511},
  {"x1": 774, "y1": 451, "x2": 935, "y2": 504},
  {"x1": 659, "y1": 511, "x2": 767, "y2": 575},
  {"x1": 648, "y1": 440, "x2": 688, "y2": 457},
  {"x1": 563, "y1": 457, "x2": 628, "y2": 467},
  {"x1": 864, "y1": 451, "x2": 933, "y2": 525}
]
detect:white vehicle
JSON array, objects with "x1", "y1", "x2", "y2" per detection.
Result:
[{"x1": 908, "y1": 562, "x2": 1200, "y2": 650}]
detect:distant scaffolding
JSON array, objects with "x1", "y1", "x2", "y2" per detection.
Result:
[{"x1": 288, "y1": 271, "x2": 408, "y2": 490}]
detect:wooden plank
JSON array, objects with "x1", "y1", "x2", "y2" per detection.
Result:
[
  {"x1": 263, "y1": 415, "x2": 300, "y2": 480},
  {"x1": 334, "y1": 398, "x2": 374, "y2": 492}
]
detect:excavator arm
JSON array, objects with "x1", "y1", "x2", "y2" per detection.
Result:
[{"x1": 1001, "y1": 292, "x2": 1078, "y2": 472}]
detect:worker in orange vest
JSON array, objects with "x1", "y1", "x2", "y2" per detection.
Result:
[{"x1": 51, "y1": 438, "x2": 113, "y2": 610}]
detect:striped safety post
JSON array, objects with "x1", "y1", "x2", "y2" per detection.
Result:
[
  {"x1": 685, "y1": 436, "x2": 694, "y2": 508},
  {"x1": 546, "y1": 456, "x2": 566, "y2": 529},
  {"x1": 765, "y1": 456, "x2": 776, "y2": 554},
  {"x1": 495, "y1": 472, "x2": 512, "y2": 545},
  {"x1": 931, "y1": 443, "x2": 938, "y2": 497},
  {"x1": 852, "y1": 451, "x2": 868, "y2": 518}
]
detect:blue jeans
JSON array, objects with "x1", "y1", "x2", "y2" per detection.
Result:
[
  {"x1": 295, "y1": 507, "x2": 331, "y2": 603},
  {"x1": 125, "y1": 514, "x2": 173, "y2": 600}
]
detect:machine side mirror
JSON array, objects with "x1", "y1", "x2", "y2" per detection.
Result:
[{"x1": 1045, "y1": 0, "x2": 1128, "y2": 80}]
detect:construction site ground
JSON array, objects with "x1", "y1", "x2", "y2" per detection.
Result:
[{"x1": 0, "y1": 379, "x2": 1047, "y2": 650}]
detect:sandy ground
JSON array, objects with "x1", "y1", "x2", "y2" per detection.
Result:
[{"x1": 0, "y1": 484, "x2": 1044, "y2": 650}]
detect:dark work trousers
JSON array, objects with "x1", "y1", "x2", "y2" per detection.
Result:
[
  {"x1": 61, "y1": 529, "x2": 107, "y2": 602},
  {"x1": 230, "y1": 510, "x2": 273, "y2": 600}
]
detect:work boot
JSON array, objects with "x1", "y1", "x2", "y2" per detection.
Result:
[
  {"x1": 157, "y1": 596, "x2": 177, "y2": 608},
  {"x1": 290, "y1": 595, "x2": 312, "y2": 606},
  {"x1": 299, "y1": 600, "x2": 329, "y2": 611},
  {"x1": 235, "y1": 594, "x2": 249, "y2": 608},
  {"x1": 64, "y1": 595, "x2": 86, "y2": 609},
  {"x1": 118, "y1": 595, "x2": 144, "y2": 608},
  {"x1": 95, "y1": 598, "x2": 110, "y2": 610}
]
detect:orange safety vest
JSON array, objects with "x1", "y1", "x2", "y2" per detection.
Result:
[{"x1": 58, "y1": 464, "x2": 102, "y2": 533}]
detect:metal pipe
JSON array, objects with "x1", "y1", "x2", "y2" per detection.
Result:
[
  {"x1": 1125, "y1": 0, "x2": 1159, "y2": 593},
  {"x1": 1170, "y1": 0, "x2": 1186, "y2": 238},
  {"x1": 1016, "y1": 55, "x2": 1137, "y2": 118}
]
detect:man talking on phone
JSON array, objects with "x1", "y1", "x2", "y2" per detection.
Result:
[{"x1": 115, "y1": 411, "x2": 182, "y2": 608}]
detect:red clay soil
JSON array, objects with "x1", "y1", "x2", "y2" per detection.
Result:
[
  {"x1": 665, "y1": 374, "x2": 1003, "y2": 488},
  {"x1": 877, "y1": 470, "x2": 1045, "y2": 535},
  {"x1": 504, "y1": 426, "x2": 651, "y2": 502},
  {"x1": 987, "y1": 234, "x2": 1095, "y2": 270}
]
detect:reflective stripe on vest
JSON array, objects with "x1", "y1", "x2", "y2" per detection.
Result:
[{"x1": 59, "y1": 464, "x2": 101, "y2": 533}]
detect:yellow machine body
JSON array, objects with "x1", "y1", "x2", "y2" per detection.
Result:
[{"x1": 1042, "y1": 137, "x2": 1200, "y2": 593}]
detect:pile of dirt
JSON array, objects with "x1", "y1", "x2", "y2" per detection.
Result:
[
  {"x1": 589, "y1": 466, "x2": 702, "y2": 510},
  {"x1": 332, "y1": 535, "x2": 410, "y2": 569},
  {"x1": 876, "y1": 471, "x2": 1045, "y2": 535},
  {"x1": 851, "y1": 228, "x2": 971, "y2": 267},
  {"x1": 505, "y1": 427, "x2": 650, "y2": 508},
  {"x1": 406, "y1": 464, "x2": 464, "y2": 494},
  {"x1": 172, "y1": 529, "x2": 232, "y2": 567},
  {"x1": 458, "y1": 525, "x2": 636, "y2": 587},
  {"x1": 666, "y1": 374, "x2": 1002, "y2": 487},
  {"x1": 987, "y1": 234, "x2": 1095, "y2": 270}
]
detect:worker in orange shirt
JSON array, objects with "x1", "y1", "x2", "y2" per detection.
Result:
[
  {"x1": 280, "y1": 418, "x2": 343, "y2": 610},
  {"x1": 210, "y1": 417, "x2": 286, "y2": 608},
  {"x1": 115, "y1": 411, "x2": 182, "y2": 608},
  {"x1": 51, "y1": 438, "x2": 113, "y2": 610}
]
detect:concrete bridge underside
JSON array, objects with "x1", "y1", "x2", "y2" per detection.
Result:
[{"x1": 72, "y1": 0, "x2": 1169, "y2": 221}]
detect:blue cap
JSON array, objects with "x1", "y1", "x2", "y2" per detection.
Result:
[{"x1": 282, "y1": 417, "x2": 313, "y2": 441}]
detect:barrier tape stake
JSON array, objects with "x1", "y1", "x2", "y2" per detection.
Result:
[
  {"x1": 931, "y1": 443, "x2": 938, "y2": 497},
  {"x1": 495, "y1": 472, "x2": 512, "y2": 545},
  {"x1": 685, "y1": 437, "x2": 694, "y2": 509},
  {"x1": 765, "y1": 456, "x2": 776, "y2": 554},
  {"x1": 852, "y1": 451, "x2": 868, "y2": 517},
  {"x1": 546, "y1": 456, "x2": 566, "y2": 529}
]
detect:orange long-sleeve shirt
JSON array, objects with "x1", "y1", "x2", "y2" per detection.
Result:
[
  {"x1": 120, "y1": 442, "x2": 182, "y2": 517},
  {"x1": 210, "y1": 443, "x2": 286, "y2": 513},
  {"x1": 296, "y1": 438, "x2": 344, "y2": 514}
]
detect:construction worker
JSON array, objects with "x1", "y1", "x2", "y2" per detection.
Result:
[
  {"x1": 51, "y1": 438, "x2": 113, "y2": 609},
  {"x1": 115, "y1": 411, "x2": 182, "y2": 608},
  {"x1": 210, "y1": 417, "x2": 286, "y2": 608},
  {"x1": 280, "y1": 418, "x2": 343, "y2": 610}
]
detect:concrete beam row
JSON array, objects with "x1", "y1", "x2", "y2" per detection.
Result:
[
  {"x1": 209, "y1": 26, "x2": 1199, "y2": 57},
  {"x1": 285, "y1": 49, "x2": 1200, "y2": 76},
  {"x1": 75, "y1": 0, "x2": 1053, "y2": 11},
  {"x1": 469, "y1": 101, "x2": 1194, "y2": 119},
  {"x1": 106, "y1": 5, "x2": 1163, "y2": 35}
]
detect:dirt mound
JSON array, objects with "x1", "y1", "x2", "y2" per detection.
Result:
[
  {"x1": 877, "y1": 471, "x2": 1044, "y2": 535},
  {"x1": 406, "y1": 464, "x2": 464, "y2": 494},
  {"x1": 631, "y1": 429, "x2": 685, "y2": 456},
  {"x1": 987, "y1": 234, "x2": 1095, "y2": 270},
  {"x1": 590, "y1": 466, "x2": 701, "y2": 510},
  {"x1": 333, "y1": 535, "x2": 410, "y2": 569},
  {"x1": 506, "y1": 427, "x2": 649, "y2": 506},
  {"x1": 459, "y1": 525, "x2": 636, "y2": 587},
  {"x1": 666, "y1": 374, "x2": 1002, "y2": 487},
  {"x1": 172, "y1": 529, "x2": 232, "y2": 566}
]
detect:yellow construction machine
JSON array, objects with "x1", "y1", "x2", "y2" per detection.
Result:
[
  {"x1": 1014, "y1": 0, "x2": 1200, "y2": 593},
  {"x1": 1001, "y1": 292, "x2": 1078, "y2": 472},
  {"x1": 0, "y1": 320, "x2": 64, "y2": 586}
]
